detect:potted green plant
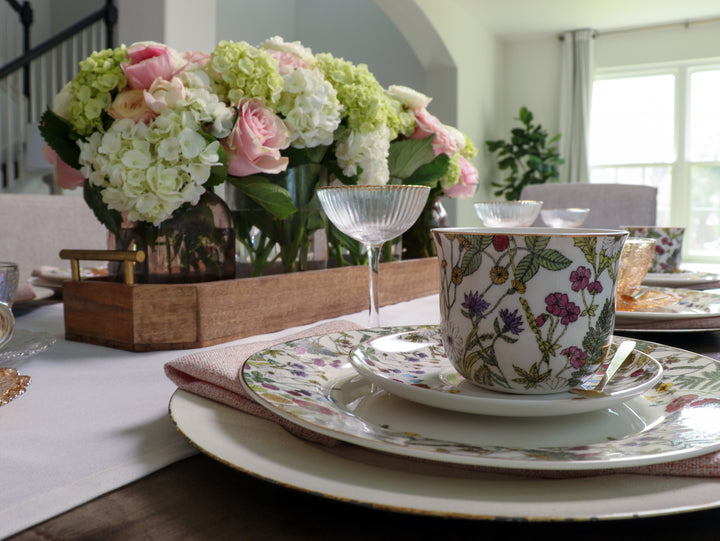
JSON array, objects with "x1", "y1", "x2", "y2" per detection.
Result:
[{"x1": 486, "y1": 106, "x2": 564, "y2": 201}]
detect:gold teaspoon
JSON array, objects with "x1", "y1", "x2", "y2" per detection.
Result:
[{"x1": 570, "y1": 340, "x2": 637, "y2": 398}]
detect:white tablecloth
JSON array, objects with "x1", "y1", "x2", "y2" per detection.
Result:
[{"x1": 0, "y1": 296, "x2": 440, "y2": 539}]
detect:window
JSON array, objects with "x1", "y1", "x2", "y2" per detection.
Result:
[{"x1": 588, "y1": 62, "x2": 720, "y2": 263}]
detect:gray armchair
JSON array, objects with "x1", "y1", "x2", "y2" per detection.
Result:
[
  {"x1": 520, "y1": 183, "x2": 657, "y2": 229},
  {"x1": 0, "y1": 194, "x2": 107, "y2": 284}
]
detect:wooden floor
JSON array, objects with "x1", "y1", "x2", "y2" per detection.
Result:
[{"x1": 8, "y1": 453, "x2": 720, "y2": 541}]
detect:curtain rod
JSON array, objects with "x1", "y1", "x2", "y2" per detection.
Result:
[{"x1": 558, "y1": 15, "x2": 720, "y2": 40}]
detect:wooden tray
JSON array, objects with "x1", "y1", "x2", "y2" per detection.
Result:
[{"x1": 61, "y1": 258, "x2": 439, "y2": 351}]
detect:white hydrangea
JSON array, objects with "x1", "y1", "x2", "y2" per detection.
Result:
[
  {"x1": 78, "y1": 107, "x2": 220, "y2": 225},
  {"x1": 335, "y1": 126, "x2": 390, "y2": 185},
  {"x1": 278, "y1": 67, "x2": 342, "y2": 148}
]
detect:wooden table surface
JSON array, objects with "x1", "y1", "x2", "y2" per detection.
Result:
[{"x1": 9, "y1": 330, "x2": 720, "y2": 541}]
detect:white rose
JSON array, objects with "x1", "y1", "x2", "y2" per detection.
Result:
[
  {"x1": 52, "y1": 82, "x2": 74, "y2": 119},
  {"x1": 386, "y1": 85, "x2": 432, "y2": 109}
]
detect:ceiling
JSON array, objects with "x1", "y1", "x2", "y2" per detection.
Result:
[{"x1": 460, "y1": 0, "x2": 720, "y2": 40}]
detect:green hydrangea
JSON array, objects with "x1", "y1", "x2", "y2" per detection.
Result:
[
  {"x1": 209, "y1": 40, "x2": 283, "y2": 107},
  {"x1": 385, "y1": 94, "x2": 416, "y2": 139},
  {"x1": 67, "y1": 46, "x2": 128, "y2": 136},
  {"x1": 439, "y1": 152, "x2": 461, "y2": 191},
  {"x1": 316, "y1": 52, "x2": 397, "y2": 135},
  {"x1": 462, "y1": 135, "x2": 478, "y2": 159}
]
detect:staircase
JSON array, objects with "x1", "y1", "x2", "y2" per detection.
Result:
[{"x1": 0, "y1": 0, "x2": 117, "y2": 193}]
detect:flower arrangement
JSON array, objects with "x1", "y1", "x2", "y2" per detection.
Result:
[{"x1": 40, "y1": 36, "x2": 479, "y2": 279}]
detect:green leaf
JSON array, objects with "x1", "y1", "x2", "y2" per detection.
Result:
[
  {"x1": 388, "y1": 136, "x2": 437, "y2": 179},
  {"x1": 227, "y1": 176, "x2": 297, "y2": 220},
  {"x1": 459, "y1": 234, "x2": 493, "y2": 277},
  {"x1": 525, "y1": 235, "x2": 550, "y2": 251},
  {"x1": 534, "y1": 248, "x2": 572, "y2": 271},
  {"x1": 39, "y1": 109, "x2": 81, "y2": 169},
  {"x1": 399, "y1": 153, "x2": 449, "y2": 187},
  {"x1": 574, "y1": 237, "x2": 598, "y2": 267},
  {"x1": 511, "y1": 362, "x2": 551, "y2": 390},
  {"x1": 514, "y1": 253, "x2": 540, "y2": 284},
  {"x1": 582, "y1": 299, "x2": 614, "y2": 362},
  {"x1": 518, "y1": 106, "x2": 533, "y2": 126},
  {"x1": 83, "y1": 182, "x2": 123, "y2": 235}
]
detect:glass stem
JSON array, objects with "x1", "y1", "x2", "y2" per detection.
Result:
[{"x1": 366, "y1": 243, "x2": 381, "y2": 327}]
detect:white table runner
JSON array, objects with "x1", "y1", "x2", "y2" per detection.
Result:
[{"x1": 0, "y1": 296, "x2": 440, "y2": 539}]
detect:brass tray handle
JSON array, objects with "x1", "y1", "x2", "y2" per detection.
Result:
[{"x1": 59, "y1": 249, "x2": 146, "y2": 286}]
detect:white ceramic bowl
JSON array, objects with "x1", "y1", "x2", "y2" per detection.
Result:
[
  {"x1": 473, "y1": 200, "x2": 542, "y2": 227},
  {"x1": 540, "y1": 208, "x2": 590, "y2": 228}
]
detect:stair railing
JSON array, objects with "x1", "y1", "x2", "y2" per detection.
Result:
[{"x1": 0, "y1": 0, "x2": 117, "y2": 192}]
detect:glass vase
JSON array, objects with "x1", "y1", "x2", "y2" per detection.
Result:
[
  {"x1": 228, "y1": 164, "x2": 328, "y2": 277},
  {"x1": 108, "y1": 190, "x2": 235, "y2": 284},
  {"x1": 402, "y1": 198, "x2": 449, "y2": 259}
]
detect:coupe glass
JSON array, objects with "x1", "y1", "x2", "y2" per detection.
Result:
[{"x1": 317, "y1": 185, "x2": 430, "y2": 327}]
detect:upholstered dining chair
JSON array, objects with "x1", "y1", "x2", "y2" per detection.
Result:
[
  {"x1": 520, "y1": 183, "x2": 657, "y2": 229},
  {"x1": 0, "y1": 194, "x2": 108, "y2": 284}
]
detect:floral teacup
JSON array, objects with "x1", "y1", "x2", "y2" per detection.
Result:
[
  {"x1": 621, "y1": 226, "x2": 685, "y2": 273},
  {"x1": 432, "y1": 227, "x2": 627, "y2": 395}
]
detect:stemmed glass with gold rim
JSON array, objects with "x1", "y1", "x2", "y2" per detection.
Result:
[{"x1": 317, "y1": 185, "x2": 430, "y2": 327}]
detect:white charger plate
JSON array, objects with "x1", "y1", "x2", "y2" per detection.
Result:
[
  {"x1": 240, "y1": 326, "x2": 720, "y2": 471},
  {"x1": 349, "y1": 329, "x2": 662, "y2": 417},
  {"x1": 169, "y1": 389, "x2": 720, "y2": 521},
  {"x1": 643, "y1": 271, "x2": 720, "y2": 288}
]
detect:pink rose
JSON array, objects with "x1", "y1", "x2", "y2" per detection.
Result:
[
  {"x1": 409, "y1": 107, "x2": 459, "y2": 157},
  {"x1": 108, "y1": 89, "x2": 156, "y2": 123},
  {"x1": 42, "y1": 145, "x2": 85, "y2": 189},
  {"x1": 223, "y1": 98, "x2": 290, "y2": 176},
  {"x1": 443, "y1": 156, "x2": 478, "y2": 198},
  {"x1": 122, "y1": 42, "x2": 178, "y2": 90}
]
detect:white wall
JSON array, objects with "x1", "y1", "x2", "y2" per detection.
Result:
[
  {"x1": 595, "y1": 20, "x2": 720, "y2": 68},
  {"x1": 493, "y1": 19, "x2": 720, "y2": 160},
  {"x1": 413, "y1": 0, "x2": 499, "y2": 226}
]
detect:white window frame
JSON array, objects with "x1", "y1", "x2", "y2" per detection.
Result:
[{"x1": 591, "y1": 58, "x2": 720, "y2": 264}]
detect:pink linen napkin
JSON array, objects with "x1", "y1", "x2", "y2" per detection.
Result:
[
  {"x1": 13, "y1": 283, "x2": 35, "y2": 304},
  {"x1": 615, "y1": 315, "x2": 720, "y2": 331},
  {"x1": 165, "y1": 320, "x2": 362, "y2": 446},
  {"x1": 166, "y1": 319, "x2": 720, "y2": 479}
]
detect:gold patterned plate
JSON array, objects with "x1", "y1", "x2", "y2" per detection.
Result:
[{"x1": 0, "y1": 367, "x2": 30, "y2": 406}]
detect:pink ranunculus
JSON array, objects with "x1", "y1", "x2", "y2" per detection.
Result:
[
  {"x1": 42, "y1": 145, "x2": 85, "y2": 189},
  {"x1": 443, "y1": 155, "x2": 478, "y2": 198},
  {"x1": 108, "y1": 89, "x2": 156, "y2": 123},
  {"x1": 409, "y1": 107, "x2": 460, "y2": 157},
  {"x1": 122, "y1": 42, "x2": 178, "y2": 90},
  {"x1": 223, "y1": 98, "x2": 290, "y2": 177}
]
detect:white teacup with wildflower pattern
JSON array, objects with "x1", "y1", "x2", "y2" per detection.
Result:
[
  {"x1": 621, "y1": 226, "x2": 685, "y2": 273},
  {"x1": 432, "y1": 227, "x2": 628, "y2": 395}
]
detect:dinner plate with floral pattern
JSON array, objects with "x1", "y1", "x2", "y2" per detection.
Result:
[
  {"x1": 348, "y1": 328, "x2": 662, "y2": 417},
  {"x1": 241, "y1": 326, "x2": 720, "y2": 470}
]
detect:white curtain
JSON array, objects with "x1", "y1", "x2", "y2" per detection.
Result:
[{"x1": 558, "y1": 28, "x2": 595, "y2": 183}]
